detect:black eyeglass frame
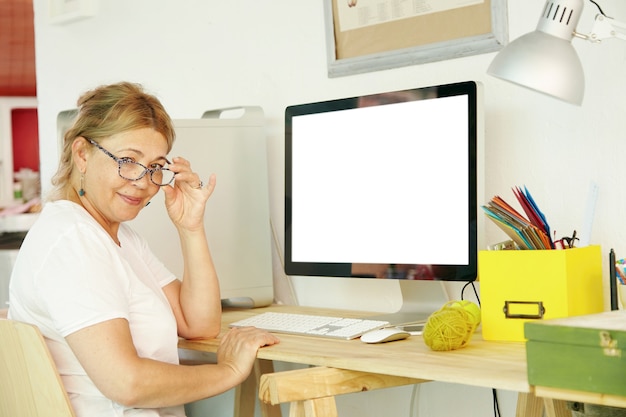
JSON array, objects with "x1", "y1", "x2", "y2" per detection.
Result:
[{"x1": 85, "y1": 138, "x2": 175, "y2": 186}]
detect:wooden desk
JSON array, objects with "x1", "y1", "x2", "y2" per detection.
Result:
[
  {"x1": 534, "y1": 386, "x2": 626, "y2": 410},
  {"x1": 178, "y1": 305, "x2": 568, "y2": 417}
]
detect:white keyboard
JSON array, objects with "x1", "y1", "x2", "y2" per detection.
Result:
[{"x1": 229, "y1": 311, "x2": 389, "y2": 340}]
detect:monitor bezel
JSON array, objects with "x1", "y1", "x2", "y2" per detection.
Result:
[{"x1": 284, "y1": 81, "x2": 479, "y2": 282}]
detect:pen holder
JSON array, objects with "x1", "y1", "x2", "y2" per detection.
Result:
[{"x1": 478, "y1": 245, "x2": 604, "y2": 341}]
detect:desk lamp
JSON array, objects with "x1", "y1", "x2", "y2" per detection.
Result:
[{"x1": 487, "y1": 0, "x2": 626, "y2": 105}]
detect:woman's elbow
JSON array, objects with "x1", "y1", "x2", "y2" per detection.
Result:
[{"x1": 179, "y1": 322, "x2": 221, "y2": 340}]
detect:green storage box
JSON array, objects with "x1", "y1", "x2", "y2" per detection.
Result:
[{"x1": 525, "y1": 311, "x2": 626, "y2": 397}]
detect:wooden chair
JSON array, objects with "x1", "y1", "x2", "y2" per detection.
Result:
[{"x1": 0, "y1": 318, "x2": 76, "y2": 417}]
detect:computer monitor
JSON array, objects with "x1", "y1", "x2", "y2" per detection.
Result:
[{"x1": 284, "y1": 81, "x2": 482, "y2": 324}]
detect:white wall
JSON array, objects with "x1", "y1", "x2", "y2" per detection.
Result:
[{"x1": 31, "y1": 1, "x2": 626, "y2": 416}]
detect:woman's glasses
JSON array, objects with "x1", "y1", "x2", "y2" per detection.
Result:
[{"x1": 86, "y1": 138, "x2": 175, "y2": 186}]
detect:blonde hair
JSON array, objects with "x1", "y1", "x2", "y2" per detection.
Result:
[{"x1": 49, "y1": 82, "x2": 175, "y2": 201}]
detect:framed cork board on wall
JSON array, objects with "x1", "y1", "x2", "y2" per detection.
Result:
[{"x1": 324, "y1": 0, "x2": 508, "y2": 77}]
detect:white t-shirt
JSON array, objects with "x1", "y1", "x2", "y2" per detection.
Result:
[{"x1": 9, "y1": 200, "x2": 185, "y2": 417}]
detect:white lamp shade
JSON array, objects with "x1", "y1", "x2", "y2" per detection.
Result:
[
  {"x1": 487, "y1": 0, "x2": 586, "y2": 105},
  {"x1": 488, "y1": 30, "x2": 585, "y2": 105}
]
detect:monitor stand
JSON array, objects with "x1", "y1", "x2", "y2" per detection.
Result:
[{"x1": 366, "y1": 280, "x2": 450, "y2": 326}]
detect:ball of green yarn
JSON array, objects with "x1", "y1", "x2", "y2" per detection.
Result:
[
  {"x1": 423, "y1": 301, "x2": 479, "y2": 351},
  {"x1": 448, "y1": 300, "x2": 481, "y2": 326}
]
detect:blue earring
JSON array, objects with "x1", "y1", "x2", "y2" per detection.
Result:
[{"x1": 79, "y1": 173, "x2": 85, "y2": 196}]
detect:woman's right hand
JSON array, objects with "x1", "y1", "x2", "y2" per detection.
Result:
[{"x1": 216, "y1": 327, "x2": 280, "y2": 384}]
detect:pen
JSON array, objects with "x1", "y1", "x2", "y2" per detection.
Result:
[{"x1": 610, "y1": 249, "x2": 619, "y2": 310}]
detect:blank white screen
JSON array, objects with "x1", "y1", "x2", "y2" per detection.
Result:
[{"x1": 291, "y1": 94, "x2": 469, "y2": 265}]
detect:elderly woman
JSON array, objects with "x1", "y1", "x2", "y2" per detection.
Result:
[{"x1": 8, "y1": 81, "x2": 278, "y2": 417}]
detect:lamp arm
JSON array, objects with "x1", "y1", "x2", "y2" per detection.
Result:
[{"x1": 576, "y1": 14, "x2": 626, "y2": 42}]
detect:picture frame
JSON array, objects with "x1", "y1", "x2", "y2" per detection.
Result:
[{"x1": 324, "y1": 0, "x2": 508, "y2": 77}]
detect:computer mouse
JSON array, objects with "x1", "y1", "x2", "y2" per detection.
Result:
[{"x1": 360, "y1": 327, "x2": 410, "y2": 344}]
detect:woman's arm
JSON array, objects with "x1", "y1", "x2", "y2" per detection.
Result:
[
  {"x1": 161, "y1": 158, "x2": 222, "y2": 339},
  {"x1": 66, "y1": 318, "x2": 279, "y2": 408},
  {"x1": 162, "y1": 227, "x2": 221, "y2": 339}
]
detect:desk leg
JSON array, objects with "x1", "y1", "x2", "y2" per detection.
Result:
[
  {"x1": 516, "y1": 392, "x2": 544, "y2": 417},
  {"x1": 515, "y1": 392, "x2": 571, "y2": 417},
  {"x1": 257, "y1": 360, "x2": 283, "y2": 417},
  {"x1": 289, "y1": 398, "x2": 338, "y2": 417},
  {"x1": 543, "y1": 398, "x2": 571, "y2": 417},
  {"x1": 234, "y1": 359, "x2": 282, "y2": 417},
  {"x1": 259, "y1": 366, "x2": 426, "y2": 417}
]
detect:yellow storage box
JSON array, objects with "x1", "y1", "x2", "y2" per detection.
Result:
[{"x1": 478, "y1": 245, "x2": 604, "y2": 342}]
